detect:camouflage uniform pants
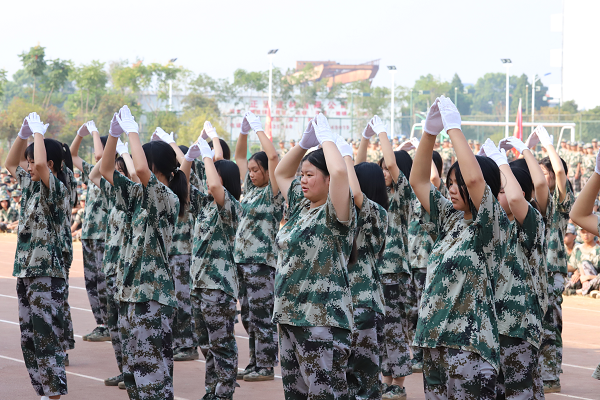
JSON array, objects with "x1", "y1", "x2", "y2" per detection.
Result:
[
  {"x1": 347, "y1": 308, "x2": 384, "y2": 400},
  {"x1": 381, "y1": 274, "x2": 413, "y2": 378},
  {"x1": 170, "y1": 254, "x2": 197, "y2": 349},
  {"x1": 237, "y1": 263, "x2": 278, "y2": 368},
  {"x1": 191, "y1": 288, "x2": 238, "y2": 399},
  {"x1": 106, "y1": 273, "x2": 122, "y2": 373},
  {"x1": 539, "y1": 272, "x2": 565, "y2": 382},
  {"x1": 63, "y1": 266, "x2": 75, "y2": 351},
  {"x1": 409, "y1": 268, "x2": 427, "y2": 364},
  {"x1": 497, "y1": 335, "x2": 544, "y2": 400},
  {"x1": 119, "y1": 300, "x2": 175, "y2": 400},
  {"x1": 17, "y1": 277, "x2": 68, "y2": 397},
  {"x1": 279, "y1": 324, "x2": 352, "y2": 400},
  {"x1": 423, "y1": 347, "x2": 497, "y2": 400},
  {"x1": 81, "y1": 239, "x2": 107, "y2": 325}
]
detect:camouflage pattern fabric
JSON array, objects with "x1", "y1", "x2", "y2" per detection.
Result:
[
  {"x1": 567, "y1": 242, "x2": 600, "y2": 294},
  {"x1": 347, "y1": 307, "x2": 384, "y2": 400},
  {"x1": 237, "y1": 263, "x2": 278, "y2": 368},
  {"x1": 546, "y1": 184, "x2": 574, "y2": 276},
  {"x1": 59, "y1": 165, "x2": 76, "y2": 268},
  {"x1": 440, "y1": 147, "x2": 454, "y2": 177},
  {"x1": 279, "y1": 324, "x2": 351, "y2": 400},
  {"x1": 409, "y1": 268, "x2": 427, "y2": 364},
  {"x1": 170, "y1": 254, "x2": 197, "y2": 349},
  {"x1": 348, "y1": 197, "x2": 387, "y2": 315},
  {"x1": 423, "y1": 347, "x2": 497, "y2": 400},
  {"x1": 381, "y1": 275, "x2": 413, "y2": 378},
  {"x1": 119, "y1": 300, "x2": 175, "y2": 400},
  {"x1": 0, "y1": 205, "x2": 18, "y2": 225},
  {"x1": 115, "y1": 172, "x2": 179, "y2": 308},
  {"x1": 415, "y1": 184, "x2": 509, "y2": 372},
  {"x1": 80, "y1": 160, "x2": 107, "y2": 240},
  {"x1": 191, "y1": 291, "x2": 209, "y2": 356},
  {"x1": 82, "y1": 238, "x2": 107, "y2": 325},
  {"x1": 105, "y1": 273, "x2": 123, "y2": 373},
  {"x1": 581, "y1": 154, "x2": 595, "y2": 188},
  {"x1": 13, "y1": 166, "x2": 67, "y2": 279},
  {"x1": 539, "y1": 272, "x2": 565, "y2": 382},
  {"x1": 170, "y1": 212, "x2": 194, "y2": 256},
  {"x1": 17, "y1": 277, "x2": 68, "y2": 397},
  {"x1": 192, "y1": 160, "x2": 207, "y2": 194},
  {"x1": 366, "y1": 148, "x2": 383, "y2": 163},
  {"x1": 234, "y1": 173, "x2": 284, "y2": 268},
  {"x1": 274, "y1": 178, "x2": 356, "y2": 330},
  {"x1": 191, "y1": 288, "x2": 238, "y2": 399},
  {"x1": 496, "y1": 335, "x2": 544, "y2": 400},
  {"x1": 495, "y1": 205, "x2": 547, "y2": 349},
  {"x1": 100, "y1": 178, "x2": 125, "y2": 277},
  {"x1": 189, "y1": 186, "x2": 241, "y2": 299}
]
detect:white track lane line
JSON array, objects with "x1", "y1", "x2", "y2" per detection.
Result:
[
  {"x1": 562, "y1": 363, "x2": 597, "y2": 371},
  {"x1": 548, "y1": 394, "x2": 598, "y2": 400},
  {"x1": 563, "y1": 306, "x2": 600, "y2": 313},
  {"x1": 0, "y1": 275, "x2": 87, "y2": 291}
]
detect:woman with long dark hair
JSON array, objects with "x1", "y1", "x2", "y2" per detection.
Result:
[{"x1": 409, "y1": 96, "x2": 510, "y2": 399}]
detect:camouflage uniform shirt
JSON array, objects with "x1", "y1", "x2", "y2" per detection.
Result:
[
  {"x1": 568, "y1": 243, "x2": 600, "y2": 273},
  {"x1": 234, "y1": 174, "x2": 284, "y2": 268},
  {"x1": 274, "y1": 178, "x2": 356, "y2": 330},
  {"x1": 13, "y1": 166, "x2": 67, "y2": 279},
  {"x1": 59, "y1": 166, "x2": 77, "y2": 267},
  {"x1": 80, "y1": 160, "x2": 107, "y2": 240},
  {"x1": 189, "y1": 186, "x2": 241, "y2": 299},
  {"x1": 348, "y1": 196, "x2": 387, "y2": 315},
  {"x1": 495, "y1": 204, "x2": 547, "y2": 349},
  {"x1": 415, "y1": 184, "x2": 509, "y2": 372},
  {"x1": 115, "y1": 172, "x2": 179, "y2": 308},
  {"x1": 0, "y1": 206, "x2": 18, "y2": 224},
  {"x1": 546, "y1": 184, "x2": 574, "y2": 275}
]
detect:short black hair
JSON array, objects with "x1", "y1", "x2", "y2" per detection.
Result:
[
  {"x1": 510, "y1": 166, "x2": 534, "y2": 201},
  {"x1": 302, "y1": 149, "x2": 329, "y2": 177},
  {"x1": 209, "y1": 138, "x2": 231, "y2": 160},
  {"x1": 447, "y1": 155, "x2": 501, "y2": 203},
  {"x1": 539, "y1": 156, "x2": 568, "y2": 177},
  {"x1": 354, "y1": 162, "x2": 389, "y2": 210},
  {"x1": 214, "y1": 160, "x2": 242, "y2": 200},
  {"x1": 249, "y1": 151, "x2": 268, "y2": 171},
  {"x1": 432, "y1": 150, "x2": 443, "y2": 177},
  {"x1": 379, "y1": 150, "x2": 413, "y2": 180}
]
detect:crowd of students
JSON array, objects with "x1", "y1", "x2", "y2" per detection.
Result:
[{"x1": 6, "y1": 98, "x2": 600, "y2": 400}]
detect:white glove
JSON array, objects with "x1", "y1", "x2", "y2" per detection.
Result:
[
  {"x1": 423, "y1": 99, "x2": 444, "y2": 135},
  {"x1": 437, "y1": 95, "x2": 461, "y2": 131},
  {"x1": 116, "y1": 105, "x2": 139, "y2": 134},
  {"x1": 18, "y1": 116, "x2": 34, "y2": 140},
  {"x1": 524, "y1": 131, "x2": 539, "y2": 149},
  {"x1": 477, "y1": 146, "x2": 487, "y2": 156},
  {"x1": 109, "y1": 112, "x2": 124, "y2": 137},
  {"x1": 203, "y1": 121, "x2": 218, "y2": 139},
  {"x1": 595, "y1": 151, "x2": 600, "y2": 176},
  {"x1": 411, "y1": 136, "x2": 420, "y2": 149},
  {"x1": 184, "y1": 142, "x2": 201, "y2": 162},
  {"x1": 298, "y1": 119, "x2": 319, "y2": 149},
  {"x1": 362, "y1": 120, "x2": 376, "y2": 139},
  {"x1": 240, "y1": 113, "x2": 252, "y2": 135},
  {"x1": 335, "y1": 136, "x2": 353, "y2": 159},
  {"x1": 244, "y1": 111, "x2": 263, "y2": 132},
  {"x1": 26, "y1": 112, "x2": 48, "y2": 135},
  {"x1": 116, "y1": 138, "x2": 129, "y2": 156},
  {"x1": 534, "y1": 125, "x2": 552, "y2": 147},
  {"x1": 87, "y1": 120, "x2": 98, "y2": 134},
  {"x1": 499, "y1": 137, "x2": 529, "y2": 154},
  {"x1": 482, "y1": 138, "x2": 508, "y2": 167},
  {"x1": 77, "y1": 122, "x2": 91, "y2": 137},
  {"x1": 398, "y1": 140, "x2": 415, "y2": 152},
  {"x1": 152, "y1": 127, "x2": 175, "y2": 144},
  {"x1": 196, "y1": 137, "x2": 214, "y2": 160},
  {"x1": 369, "y1": 115, "x2": 387, "y2": 135},
  {"x1": 313, "y1": 113, "x2": 336, "y2": 144}
]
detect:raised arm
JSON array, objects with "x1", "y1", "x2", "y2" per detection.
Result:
[
  {"x1": 89, "y1": 159, "x2": 103, "y2": 188},
  {"x1": 88, "y1": 121, "x2": 103, "y2": 162},
  {"x1": 537, "y1": 125, "x2": 567, "y2": 202},
  {"x1": 371, "y1": 116, "x2": 399, "y2": 182},
  {"x1": 356, "y1": 137, "x2": 370, "y2": 164},
  {"x1": 410, "y1": 100, "x2": 444, "y2": 214},
  {"x1": 71, "y1": 121, "x2": 97, "y2": 171},
  {"x1": 337, "y1": 136, "x2": 363, "y2": 209},
  {"x1": 570, "y1": 153, "x2": 600, "y2": 236},
  {"x1": 275, "y1": 122, "x2": 316, "y2": 202},
  {"x1": 246, "y1": 111, "x2": 280, "y2": 195},
  {"x1": 430, "y1": 159, "x2": 441, "y2": 189},
  {"x1": 152, "y1": 127, "x2": 185, "y2": 166},
  {"x1": 235, "y1": 115, "x2": 250, "y2": 182},
  {"x1": 117, "y1": 141, "x2": 140, "y2": 183},
  {"x1": 194, "y1": 137, "x2": 225, "y2": 206},
  {"x1": 5, "y1": 116, "x2": 32, "y2": 177}
]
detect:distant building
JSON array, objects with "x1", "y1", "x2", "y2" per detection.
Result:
[{"x1": 287, "y1": 60, "x2": 380, "y2": 87}]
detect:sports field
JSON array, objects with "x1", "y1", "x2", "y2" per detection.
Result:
[{"x1": 0, "y1": 233, "x2": 598, "y2": 399}]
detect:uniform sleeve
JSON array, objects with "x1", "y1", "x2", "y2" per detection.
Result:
[
  {"x1": 217, "y1": 190, "x2": 239, "y2": 235},
  {"x1": 324, "y1": 188, "x2": 355, "y2": 238},
  {"x1": 473, "y1": 185, "x2": 509, "y2": 260},
  {"x1": 14, "y1": 166, "x2": 30, "y2": 192},
  {"x1": 361, "y1": 197, "x2": 388, "y2": 256},
  {"x1": 113, "y1": 169, "x2": 142, "y2": 213},
  {"x1": 286, "y1": 178, "x2": 305, "y2": 217},
  {"x1": 517, "y1": 204, "x2": 544, "y2": 255},
  {"x1": 80, "y1": 160, "x2": 93, "y2": 182},
  {"x1": 556, "y1": 182, "x2": 575, "y2": 215},
  {"x1": 189, "y1": 185, "x2": 209, "y2": 216},
  {"x1": 99, "y1": 178, "x2": 113, "y2": 212},
  {"x1": 40, "y1": 172, "x2": 63, "y2": 207},
  {"x1": 428, "y1": 183, "x2": 455, "y2": 236}
]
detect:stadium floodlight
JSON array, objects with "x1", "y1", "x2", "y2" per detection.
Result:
[
  {"x1": 268, "y1": 50, "x2": 279, "y2": 131},
  {"x1": 501, "y1": 59, "x2": 512, "y2": 137},
  {"x1": 387, "y1": 66, "x2": 397, "y2": 138},
  {"x1": 169, "y1": 58, "x2": 178, "y2": 63},
  {"x1": 268, "y1": 49, "x2": 278, "y2": 55}
]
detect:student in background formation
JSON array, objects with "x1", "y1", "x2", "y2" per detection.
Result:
[
  {"x1": 234, "y1": 111, "x2": 283, "y2": 382},
  {"x1": 6, "y1": 112, "x2": 69, "y2": 399},
  {"x1": 273, "y1": 114, "x2": 356, "y2": 400},
  {"x1": 565, "y1": 226, "x2": 600, "y2": 296},
  {"x1": 410, "y1": 96, "x2": 509, "y2": 399},
  {"x1": 0, "y1": 189, "x2": 18, "y2": 231}
]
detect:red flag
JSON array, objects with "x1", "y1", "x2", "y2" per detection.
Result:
[
  {"x1": 512, "y1": 98, "x2": 522, "y2": 156},
  {"x1": 265, "y1": 106, "x2": 273, "y2": 141}
]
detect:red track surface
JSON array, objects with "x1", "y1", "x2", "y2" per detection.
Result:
[{"x1": 0, "y1": 233, "x2": 598, "y2": 399}]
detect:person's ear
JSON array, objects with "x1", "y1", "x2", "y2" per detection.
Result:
[{"x1": 47, "y1": 159, "x2": 54, "y2": 171}]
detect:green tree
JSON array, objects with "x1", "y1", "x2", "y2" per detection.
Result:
[
  {"x1": 18, "y1": 45, "x2": 47, "y2": 104},
  {"x1": 449, "y1": 73, "x2": 472, "y2": 115},
  {"x1": 0, "y1": 69, "x2": 7, "y2": 103},
  {"x1": 41, "y1": 59, "x2": 73, "y2": 108},
  {"x1": 233, "y1": 69, "x2": 269, "y2": 92},
  {"x1": 70, "y1": 61, "x2": 108, "y2": 115}
]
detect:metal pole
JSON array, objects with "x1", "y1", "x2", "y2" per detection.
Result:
[
  {"x1": 525, "y1": 85, "x2": 529, "y2": 116},
  {"x1": 350, "y1": 92, "x2": 354, "y2": 141},
  {"x1": 531, "y1": 75, "x2": 536, "y2": 133},
  {"x1": 169, "y1": 81, "x2": 173, "y2": 112},
  {"x1": 505, "y1": 65, "x2": 510, "y2": 138},
  {"x1": 390, "y1": 72, "x2": 395, "y2": 138},
  {"x1": 410, "y1": 90, "x2": 413, "y2": 127},
  {"x1": 454, "y1": 87, "x2": 458, "y2": 107},
  {"x1": 268, "y1": 55, "x2": 273, "y2": 115}
]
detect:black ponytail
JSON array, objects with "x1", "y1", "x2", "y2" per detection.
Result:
[
  {"x1": 24, "y1": 138, "x2": 67, "y2": 187},
  {"x1": 61, "y1": 142, "x2": 74, "y2": 173}
]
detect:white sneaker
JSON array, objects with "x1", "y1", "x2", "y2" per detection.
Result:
[{"x1": 41, "y1": 397, "x2": 50, "y2": 400}]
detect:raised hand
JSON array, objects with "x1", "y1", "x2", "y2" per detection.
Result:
[
  {"x1": 398, "y1": 140, "x2": 415, "y2": 152},
  {"x1": 335, "y1": 136, "x2": 353, "y2": 159},
  {"x1": 534, "y1": 125, "x2": 552, "y2": 147},
  {"x1": 482, "y1": 138, "x2": 507, "y2": 166},
  {"x1": 240, "y1": 113, "x2": 252, "y2": 135},
  {"x1": 18, "y1": 116, "x2": 34, "y2": 140},
  {"x1": 423, "y1": 98, "x2": 444, "y2": 135},
  {"x1": 369, "y1": 115, "x2": 387, "y2": 135},
  {"x1": 313, "y1": 113, "x2": 336, "y2": 144},
  {"x1": 298, "y1": 119, "x2": 319, "y2": 149},
  {"x1": 499, "y1": 137, "x2": 529, "y2": 154},
  {"x1": 184, "y1": 142, "x2": 201, "y2": 162},
  {"x1": 196, "y1": 137, "x2": 214, "y2": 160},
  {"x1": 152, "y1": 127, "x2": 175, "y2": 144},
  {"x1": 26, "y1": 112, "x2": 48, "y2": 135},
  {"x1": 204, "y1": 121, "x2": 218, "y2": 139},
  {"x1": 109, "y1": 113, "x2": 124, "y2": 137},
  {"x1": 244, "y1": 111, "x2": 263, "y2": 132},
  {"x1": 116, "y1": 138, "x2": 129, "y2": 156},
  {"x1": 437, "y1": 95, "x2": 461, "y2": 132},
  {"x1": 524, "y1": 130, "x2": 540, "y2": 149},
  {"x1": 362, "y1": 120, "x2": 376, "y2": 139},
  {"x1": 116, "y1": 105, "x2": 139, "y2": 134}
]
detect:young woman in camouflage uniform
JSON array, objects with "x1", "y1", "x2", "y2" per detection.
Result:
[
  {"x1": 410, "y1": 96, "x2": 509, "y2": 399},
  {"x1": 338, "y1": 135, "x2": 389, "y2": 400},
  {"x1": 535, "y1": 125, "x2": 574, "y2": 394},
  {"x1": 357, "y1": 115, "x2": 414, "y2": 400},
  {"x1": 92, "y1": 137, "x2": 139, "y2": 387},
  {"x1": 101, "y1": 106, "x2": 188, "y2": 399},
  {"x1": 234, "y1": 111, "x2": 283, "y2": 382},
  {"x1": 70, "y1": 123, "x2": 110, "y2": 341},
  {"x1": 181, "y1": 134, "x2": 242, "y2": 400},
  {"x1": 273, "y1": 114, "x2": 356, "y2": 400},
  {"x1": 570, "y1": 150, "x2": 600, "y2": 382},
  {"x1": 6, "y1": 112, "x2": 70, "y2": 399},
  {"x1": 485, "y1": 136, "x2": 550, "y2": 399}
]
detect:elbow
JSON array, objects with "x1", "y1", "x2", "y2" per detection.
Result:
[
  {"x1": 135, "y1": 165, "x2": 148, "y2": 178},
  {"x1": 328, "y1": 163, "x2": 347, "y2": 179},
  {"x1": 464, "y1": 175, "x2": 485, "y2": 189},
  {"x1": 267, "y1": 152, "x2": 279, "y2": 162},
  {"x1": 206, "y1": 181, "x2": 220, "y2": 194},
  {"x1": 94, "y1": 154, "x2": 102, "y2": 163},
  {"x1": 34, "y1": 159, "x2": 47, "y2": 172}
]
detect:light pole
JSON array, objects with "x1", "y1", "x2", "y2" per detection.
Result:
[
  {"x1": 531, "y1": 72, "x2": 551, "y2": 133},
  {"x1": 387, "y1": 66, "x2": 397, "y2": 138},
  {"x1": 501, "y1": 59, "x2": 512, "y2": 138},
  {"x1": 168, "y1": 58, "x2": 177, "y2": 112},
  {"x1": 454, "y1": 87, "x2": 458, "y2": 108},
  {"x1": 268, "y1": 49, "x2": 278, "y2": 116}
]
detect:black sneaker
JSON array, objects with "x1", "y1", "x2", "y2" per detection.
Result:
[
  {"x1": 82, "y1": 326, "x2": 103, "y2": 341},
  {"x1": 87, "y1": 326, "x2": 111, "y2": 342},
  {"x1": 236, "y1": 364, "x2": 256, "y2": 380},
  {"x1": 104, "y1": 373, "x2": 123, "y2": 386},
  {"x1": 64, "y1": 353, "x2": 69, "y2": 367},
  {"x1": 174, "y1": 347, "x2": 200, "y2": 361}
]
